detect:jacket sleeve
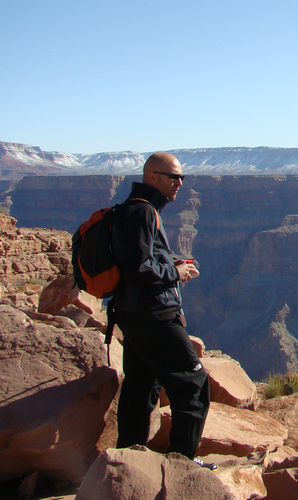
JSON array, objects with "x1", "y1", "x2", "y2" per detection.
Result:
[{"x1": 116, "y1": 203, "x2": 180, "y2": 285}]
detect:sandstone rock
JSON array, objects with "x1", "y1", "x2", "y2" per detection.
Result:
[
  {"x1": 57, "y1": 305, "x2": 95, "y2": 327},
  {"x1": 148, "y1": 401, "x2": 287, "y2": 458},
  {"x1": 26, "y1": 293, "x2": 40, "y2": 308},
  {"x1": 24, "y1": 309, "x2": 79, "y2": 329},
  {"x1": 4, "y1": 290, "x2": 41, "y2": 310},
  {"x1": 38, "y1": 275, "x2": 102, "y2": 317},
  {"x1": 216, "y1": 463, "x2": 266, "y2": 500},
  {"x1": 38, "y1": 275, "x2": 80, "y2": 315},
  {"x1": 256, "y1": 392, "x2": 298, "y2": 452},
  {"x1": 72, "y1": 291, "x2": 103, "y2": 316},
  {"x1": 0, "y1": 304, "x2": 121, "y2": 484},
  {"x1": 258, "y1": 445, "x2": 298, "y2": 499},
  {"x1": 201, "y1": 357, "x2": 257, "y2": 407},
  {"x1": 0, "y1": 215, "x2": 72, "y2": 285},
  {"x1": 201, "y1": 402, "x2": 287, "y2": 457},
  {"x1": 75, "y1": 445, "x2": 237, "y2": 500},
  {"x1": 0, "y1": 212, "x2": 17, "y2": 228},
  {"x1": 189, "y1": 334, "x2": 205, "y2": 357},
  {"x1": 6, "y1": 292, "x2": 30, "y2": 308},
  {"x1": 21, "y1": 283, "x2": 44, "y2": 295},
  {"x1": 147, "y1": 407, "x2": 172, "y2": 453},
  {"x1": 262, "y1": 468, "x2": 298, "y2": 500},
  {"x1": 263, "y1": 445, "x2": 298, "y2": 471}
]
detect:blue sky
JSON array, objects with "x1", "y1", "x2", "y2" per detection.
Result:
[{"x1": 1, "y1": 0, "x2": 298, "y2": 153}]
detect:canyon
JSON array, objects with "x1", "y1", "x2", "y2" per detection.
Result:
[{"x1": 1, "y1": 174, "x2": 298, "y2": 381}]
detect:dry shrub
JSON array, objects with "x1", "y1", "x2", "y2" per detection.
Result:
[{"x1": 263, "y1": 371, "x2": 298, "y2": 399}]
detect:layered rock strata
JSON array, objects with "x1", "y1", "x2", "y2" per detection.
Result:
[
  {"x1": 6, "y1": 174, "x2": 298, "y2": 379},
  {"x1": 0, "y1": 213, "x2": 72, "y2": 286}
]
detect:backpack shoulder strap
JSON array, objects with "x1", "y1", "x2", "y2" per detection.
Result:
[{"x1": 128, "y1": 197, "x2": 160, "y2": 230}]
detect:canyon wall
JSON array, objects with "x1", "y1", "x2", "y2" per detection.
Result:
[
  {"x1": 6, "y1": 174, "x2": 298, "y2": 380},
  {"x1": 10, "y1": 175, "x2": 141, "y2": 232}
]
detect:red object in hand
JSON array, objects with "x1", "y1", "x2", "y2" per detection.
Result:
[{"x1": 175, "y1": 258, "x2": 195, "y2": 265}]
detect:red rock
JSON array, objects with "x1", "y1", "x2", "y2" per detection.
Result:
[
  {"x1": 189, "y1": 335, "x2": 205, "y2": 357},
  {"x1": 256, "y1": 392, "x2": 298, "y2": 452},
  {"x1": 26, "y1": 294, "x2": 39, "y2": 308},
  {"x1": 263, "y1": 445, "x2": 298, "y2": 471},
  {"x1": 148, "y1": 402, "x2": 287, "y2": 458},
  {"x1": 202, "y1": 357, "x2": 257, "y2": 407},
  {"x1": 24, "y1": 309, "x2": 78, "y2": 329},
  {"x1": 200, "y1": 402, "x2": 287, "y2": 457},
  {"x1": 216, "y1": 463, "x2": 266, "y2": 500},
  {"x1": 72, "y1": 290, "x2": 103, "y2": 316},
  {"x1": 38, "y1": 275, "x2": 102, "y2": 317},
  {"x1": 0, "y1": 213, "x2": 17, "y2": 228},
  {"x1": 0, "y1": 216, "x2": 72, "y2": 285},
  {"x1": 38, "y1": 275, "x2": 78, "y2": 314},
  {"x1": 0, "y1": 304, "x2": 121, "y2": 484},
  {"x1": 259, "y1": 446, "x2": 298, "y2": 499},
  {"x1": 75, "y1": 446, "x2": 237, "y2": 500},
  {"x1": 262, "y1": 468, "x2": 298, "y2": 500},
  {"x1": 57, "y1": 305, "x2": 95, "y2": 327}
]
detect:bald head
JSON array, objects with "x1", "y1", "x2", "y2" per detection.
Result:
[
  {"x1": 143, "y1": 152, "x2": 181, "y2": 179},
  {"x1": 143, "y1": 152, "x2": 183, "y2": 202}
]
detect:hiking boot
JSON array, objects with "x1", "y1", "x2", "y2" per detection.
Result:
[{"x1": 193, "y1": 458, "x2": 218, "y2": 471}]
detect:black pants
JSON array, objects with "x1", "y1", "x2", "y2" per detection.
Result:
[{"x1": 116, "y1": 312, "x2": 210, "y2": 460}]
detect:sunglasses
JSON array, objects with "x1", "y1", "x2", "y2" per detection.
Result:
[{"x1": 153, "y1": 171, "x2": 185, "y2": 182}]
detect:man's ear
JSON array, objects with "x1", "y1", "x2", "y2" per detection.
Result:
[{"x1": 145, "y1": 171, "x2": 157, "y2": 187}]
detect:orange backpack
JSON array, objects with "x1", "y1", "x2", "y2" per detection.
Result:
[{"x1": 72, "y1": 198, "x2": 160, "y2": 299}]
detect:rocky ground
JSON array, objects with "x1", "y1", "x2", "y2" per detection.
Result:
[
  {"x1": 3, "y1": 381, "x2": 297, "y2": 500},
  {"x1": 1, "y1": 213, "x2": 298, "y2": 500}
]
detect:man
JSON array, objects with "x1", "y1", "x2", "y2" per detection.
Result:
[{"x1": 112, "y1": 152, "x2": 211, "y2": 463}]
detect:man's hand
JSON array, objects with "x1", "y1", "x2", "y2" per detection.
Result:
[{"x1": 176, "y1": 262, "x2": 199, "y2": 282}]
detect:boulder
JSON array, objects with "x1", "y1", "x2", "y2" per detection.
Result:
[
  {"x1": 57, "y1": 305, "x2": 108, "y2": 334},
  {"x1": 38, "y1": 275, "x2": 102, "y2": 316},
  {"x1": 260, "y1": 445, "x2": 298, "y2": 499},
  {"x1": 256, "y1": 392, "x2": 298, "y2": 452},
  {"x1": 215, "y1": 463, "x2": 266, "y2": 500},
  {"x1": 24, "y1": 309, "x2": 79, "y2": 329},
  {"x1": 75, "y1": 445, "x2": 237, "y2": 500},
  {"x1": 262, "y1": 468, "x2": 298, "y2": 500},
  {"x1": 57, "y1": 305, "x2": 96, "y2": 327},
  {"x1": 201, "y1": 357, "x2": 257, "y2": 407},
  {"x1": 148, "y1": 401, "x2": 287, "y2": 458},
  {"x1": 263, "y1": 445, "x2": 298, "y2": 471},
  {"x1": 200, "y1": 402, "x2": 287, "y2": 457},
  {"x1": 189, "y1": 335, "x2": 205, "y2": 357},
  {"x1": 0, "y1": 304, "x2": 121, "y2": 484}
]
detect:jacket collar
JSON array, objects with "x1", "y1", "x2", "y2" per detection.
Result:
[{"x1": 128, "y1": 182, "x2": 169, "y2": 211}]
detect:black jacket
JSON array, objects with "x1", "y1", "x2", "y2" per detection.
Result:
[{"x1": 112, "y1": 182, "x2": 181, "y2": 318}]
